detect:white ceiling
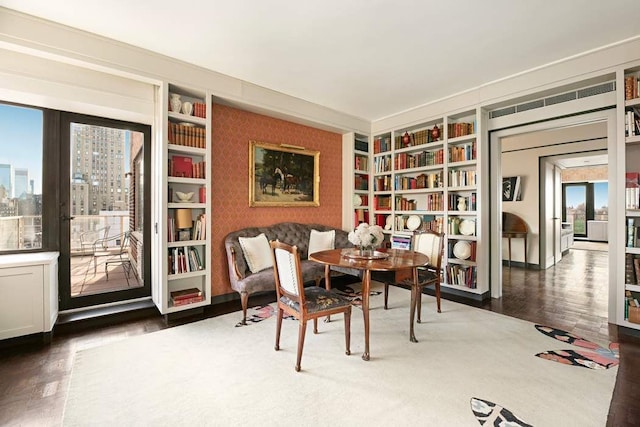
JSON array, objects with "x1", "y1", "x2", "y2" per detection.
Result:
[{"x1": 2, "y1": 0, "x2": 640, "y2": 121}]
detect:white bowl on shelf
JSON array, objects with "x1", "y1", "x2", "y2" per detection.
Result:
[{"x1": 175, "y1": 191, "x2": 194, "y2": 202}]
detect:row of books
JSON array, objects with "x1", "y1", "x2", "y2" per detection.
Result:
[
  {"x1": 374, "y1": 155, "x2": 392, "y2": 173},
  {"x1": 395, "y1": 196, "x2": 417, "y2": 211},
  {"x1": 168, "y1": 122, "x2": 206, "y2": 148},
  {"x1": 168, "y1": 246, "x2": 204, "y2": 275},
  {"x1": 394, "y1": 149, "x2": 444, "y2": 170},
  {"x1": 374, "y1": 176, "x2": 392, "y2": 191},
  {"x1": 394, "y1": 127, "x2": 441, "y2": 149},
  {"x1": 625, "y1": 109, "x2": 640, "y2": 137},
  {"x1": 624, "y1": 254, "x2": 640, "y2": 284},
  {"x1": 354, "y1": 139, "x2": 369, "y2": 152},
  {"x1": 625, "y1": 290, "x2": 640, "y2": 324},
  {"x1": 354, "y1": 209, "x2": 369, "y2": 227},
  {"x1": 448, "y1": 122, "x2": 475, "y2": 138},
  {"x1": 448, "y1": 142, "x2": 476, "y2": 163},
  {"x1": 170, "y1": 287, "x2": 205, "y2": 307},
  {"x1": 354, "y1": 174, "x2": 368, "y2": 191},
  {"x1": 448, "y1": 170, "x2": 477, "y2": 188},
  {"x1": 167, "y1": 213, "x2": 206, "y2": 243},
  {"x1": 445, "y1": 264, "x2": 477, "y2": 289},
  {"x1": 625, "y1": 75, "x2": 639, "y2": 100},
  {"x1": 626, "y1": 218, "x2": 640, "y2": 247},
  {"x1": 373, "y1": 136, "x2": 392, "y2": 154},
  {"x1": 354, "y1": 154, "x2": 368, "y2": 172},
  {"x1": 169, "y1": 155, "x2": 206, "y2": 179},
  {"x1": 395, "y1": 172, "x2": 444, "y2": 190},
  {"x1": 374, "y1": 195, "x2": 391, "y2": 210}
]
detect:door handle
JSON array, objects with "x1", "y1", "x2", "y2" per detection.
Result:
[{"x1": 60, "y1": 214, "x2": 75, "y2": 222}]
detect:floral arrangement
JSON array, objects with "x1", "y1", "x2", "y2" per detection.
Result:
[{"x1": 348, "y1": 223, "x2": 384, "y2": 250}]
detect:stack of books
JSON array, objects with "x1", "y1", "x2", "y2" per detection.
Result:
[{"x1": 170, "y1": 288, "x2": 204, "y2": 307}]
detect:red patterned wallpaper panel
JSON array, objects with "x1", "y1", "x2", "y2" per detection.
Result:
[{"x1": 211, "y1": 103, "x2": 343, "y2": 297}]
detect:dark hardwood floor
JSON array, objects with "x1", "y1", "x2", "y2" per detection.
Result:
[{"x1": 1, "y1": 247, "x2": 638, "y2": 426}]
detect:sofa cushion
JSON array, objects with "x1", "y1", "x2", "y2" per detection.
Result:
[
  {"x1": 308, "y1": 229, "x2": 335, "y2": 255},
  {"x1": 238, "y1": 233, "x2": 272, "y2": 273}
]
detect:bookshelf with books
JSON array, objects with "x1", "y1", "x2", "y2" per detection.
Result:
[
  {"x1": 368, "y1": 109, "x2": 486, "y2": 298},
  {"x1": 156, "y1": 82, "x2": 212, "y2": 315},
  {"x1": 621, "y1": 65, "x2": 640, "y2": 328},
  {"x1": 343, "y1": 132, "x2": 371, "y2": 229}
]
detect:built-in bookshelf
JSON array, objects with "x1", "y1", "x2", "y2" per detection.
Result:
[
  {"x1": 369, "y1": 109, "x2": 487, "y2": 298},
  {"x1": 623, "y1": 65, "x2": 640, "y2": 328},
  {"x1": 155, "y1": 82, "x2": 212, "y2": 315},
  {"x1": 342, "y1": 132, "x2": 371, "y2": 230}
]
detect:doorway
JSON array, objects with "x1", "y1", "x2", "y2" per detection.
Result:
[
  {"x1": 489, "y1": 108, "x2": 618, "y2": 324},
  {"x1": 58, "y1": 112, "x2": 151, "y2": 310}
]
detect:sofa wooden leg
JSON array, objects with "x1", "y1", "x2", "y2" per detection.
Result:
[{"x1": 240, "y1": 292, "x2": 249, "y2": 325}]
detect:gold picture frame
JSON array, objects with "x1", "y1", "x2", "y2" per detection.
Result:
[{"x1": 249, "y1": 140, "x2": 320, "y2": 207}]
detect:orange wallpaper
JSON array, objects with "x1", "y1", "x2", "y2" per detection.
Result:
[{"x1": 211, "y1": 103, "x2": 343, "y2": 298}]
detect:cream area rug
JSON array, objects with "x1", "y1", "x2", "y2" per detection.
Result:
[{"x1": 63, "y1": 283, "x2": 616, "y2": 426}]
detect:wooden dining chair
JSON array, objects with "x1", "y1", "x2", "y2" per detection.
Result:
[
  {"x1": 373, "y1": 229, "x2": 444, "y2": 322},
  {"x1": 270, "y1": 240, "x2": 352, "y2": 372}
]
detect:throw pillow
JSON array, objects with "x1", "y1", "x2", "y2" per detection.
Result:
[
  {"x1": 239, "y1": 233, "x2": 272, "y2": 273},
  {"x1": 308, "y1": 229, "x2": 335, "y2": 255}
]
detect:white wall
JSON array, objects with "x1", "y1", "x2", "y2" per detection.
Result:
[{"x1": 501, "y1": 122, "x2": 607, "y2": 265}]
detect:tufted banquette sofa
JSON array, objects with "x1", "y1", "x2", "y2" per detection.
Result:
[{"x1": 224, "y1": 222, "x2": 361, "y2": 325}]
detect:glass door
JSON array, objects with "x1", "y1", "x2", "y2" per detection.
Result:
[
  {"x1": 563, "y1": 183, "x2": 588, "y2": 238},
  {"x1": 59, "y1": 113, "x2": 151, "y2": 310}
]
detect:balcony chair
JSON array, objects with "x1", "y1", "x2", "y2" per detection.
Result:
[
  {"x1": 371, "y1": 229, "x2": 444, "y2": 341},
  {"x1": 89, "y1": 231, "x2": 133, "y2": 286},
  {"x1": 79, "y1": 225, "x2": 110, "y2": 257},
  {"x1": 270, "y1": 240, "x2": 352, "y2": 372}
]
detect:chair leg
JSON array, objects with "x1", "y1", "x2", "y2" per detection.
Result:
[
  {"x1": 313, "y1": 317, "x2": 318, "y2": 334},
  {"x1": 240, "y1": 292, "x2": 249, "y2": 325},
  {"x1": 383, "y1": 282, "x2": 389, "y2": 309},
  {"x1": 344, "y1": 308, "x2": 351, "y2": 356},
  {"x1": 275, "y1": 307, "x2": 283, "y2": 351},
  {"x1": 409, "y1": 283, "x2": 418, "y2": 343},
  {"x1": 296, "y1": 320, "x2": 307, "y2": 372},
  {"x1": 416, "y1": 286, "x2": 422, "y2": 324},
  {"x1": 435, "y1": 281, "x2": 442, "y2": 313}
]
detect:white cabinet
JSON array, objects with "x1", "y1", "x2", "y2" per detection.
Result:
[
  {"x1": 0, "y1": 252, "x2": 59, "y2": 340},
  {"x1": 587, "y1": 220, "x2": 608, "y2": 242}
]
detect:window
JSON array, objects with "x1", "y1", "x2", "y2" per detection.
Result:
[{"x1": 0, "y1": 103, "x2": 43, "y2": 250}]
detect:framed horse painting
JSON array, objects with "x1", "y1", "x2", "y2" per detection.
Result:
[{"x1": 248, "y1": 140, "x2": 320, "y2": 207}]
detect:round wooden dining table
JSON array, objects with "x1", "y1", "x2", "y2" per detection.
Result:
[{"x1": 309, "y1": 248, "x2": 429, "y2": 360}]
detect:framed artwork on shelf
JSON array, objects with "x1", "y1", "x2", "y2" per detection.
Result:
[
  {"x1": 248, "y1": 140, "x2": 320, "y2": 207},
  {"x1": 502, "y1": 176, "x2": 522, "y2": 201}
]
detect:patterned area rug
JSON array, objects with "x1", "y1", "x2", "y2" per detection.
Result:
[
  {"x1": 64, "y1": 284, "x2": 617, "y2": 426},
  {"x1": 235, "y1": 283, "x2": 380, "y2": 327}
]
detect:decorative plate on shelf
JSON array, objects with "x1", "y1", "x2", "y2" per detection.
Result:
[
  {"x1": 453, "y1": 241, "x2": 472, "y2": 260},
  {"x1": 353, "y1": 194, "x2": 362, "y2": 207},
  {"x1": 459, "y1": 219, "x2": 476, "y2": 236},
  {"x1": 406, "y1": 215, "x2": 422, "y2": 231},
  {"x1": 385, "y1": 215, "x2": 393, "y2": 230}
]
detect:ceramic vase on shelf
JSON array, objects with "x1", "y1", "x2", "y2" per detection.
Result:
[
  {"x1": 431, "y1": 124, "x2": 440, "y2": 141},
  {"x1": 182, "y1": 101, "x2": 193, "y2": 116},
  {"x1": 170, "y1": 94, "x2": 182, "y2": 113},
  {"x1": 457, "y1": 196, "x2": 467, "y2": 211}
]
